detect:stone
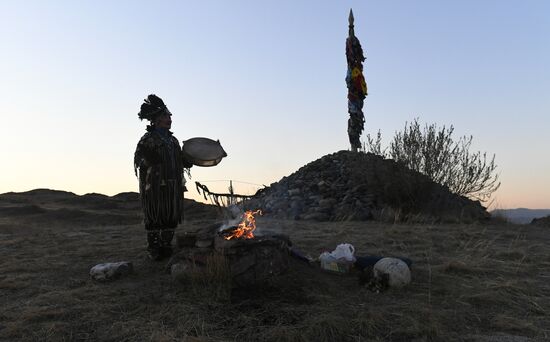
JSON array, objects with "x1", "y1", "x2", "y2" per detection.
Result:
[
  {"x1": 290, "y1": 199, "x2": 303, "y2": 209},
  {"x1": 213, "y1": 235, "x2": 290, "y2": 288},
  {"x1": 264, "y1": 200, "x2": 274, "y2": 210},
  {"x1": 64, "y1": 232, "x2": 91, "y2": 238},
  {"x1": 302, "y1": 213, "x2": 329, "y2": 221},
  {"x1": 288, "y1": 188, "x2": 301, "y2": 196},
  {"x1": 308, "y1": 195, "x2": 323, "y2": 202},
  {"x1": 373, "y1": 257, "x2": 411, "y2": 288},
  {"x1": 319, "y1": 198, "x2": 337, "y2": 208},
  {"x1": 90, "y1": 261, "x2": 133, "y2": 282}
]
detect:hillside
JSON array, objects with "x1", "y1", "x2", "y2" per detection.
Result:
[
  {"x1": 0, "y1": 188, "x2": 219, "y2": 223},
  {"x1": 0, "y1": 188, "x2": 548, "y2": 341}
]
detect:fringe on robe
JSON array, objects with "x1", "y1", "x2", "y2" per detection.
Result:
[{"x1": 134, "y1": 129, "x2": 186, "y2": 229}]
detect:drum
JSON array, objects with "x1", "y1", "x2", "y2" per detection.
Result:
[{"x1": 182, "y1": 137, "x2": 227, "y2": 167}]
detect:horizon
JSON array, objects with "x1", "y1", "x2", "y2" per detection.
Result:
[
  {"x1": 1, "y1": 1, "x2": 548, "y2": 209},
  {"x1": 4, "y1": 187, "x2": 550, "y2": 211}
]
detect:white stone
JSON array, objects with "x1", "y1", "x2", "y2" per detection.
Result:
[
  {"x1": 373, "y1": 257, "x2": 411, "y2": 288},
  {"x1": 90, "y1": 261, "x2": 133, "y2": 281},
  {"x1": 288, "y1": 188, "x2": 301, "y2": 196}
]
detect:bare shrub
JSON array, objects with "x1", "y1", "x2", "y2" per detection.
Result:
[
  {"x1": 362, "y1": 129, "x2": 386, "y2": 157},
  {"x1": 363, "y1": 118, "x2": 500, "y2": 202}
]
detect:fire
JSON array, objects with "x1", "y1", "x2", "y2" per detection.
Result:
[{"x1": 224, "y1": 209, "x2": 262, "y2": 240}]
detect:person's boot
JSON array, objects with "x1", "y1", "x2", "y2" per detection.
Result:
[
  {"x1": 147, "y1": 231, "x2": 162, "y2": 261},
  {"x1": 159, "y1": 229, "x2": 175, "y2": 259}
]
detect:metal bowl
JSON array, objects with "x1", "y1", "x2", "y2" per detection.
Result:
[{"x1": 182, "y1": 137, "x2": 227, "y2": 167}]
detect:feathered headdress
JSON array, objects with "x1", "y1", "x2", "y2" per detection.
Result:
[{"x1": 138, "y1": 94, "x2": 171, "y2": 121}]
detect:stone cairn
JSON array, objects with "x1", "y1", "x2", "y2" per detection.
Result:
[{"x1": 245, "y1": 151, "x2": 489, "y2": 223}]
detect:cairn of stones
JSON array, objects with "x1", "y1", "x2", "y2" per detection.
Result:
[{"x1": 245, "y1": 151, "x2": 489, "y2": 223}]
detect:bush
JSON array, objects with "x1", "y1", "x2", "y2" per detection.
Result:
[{"x1": 363, "y1": 118, "x2": 500, "y2": 202}]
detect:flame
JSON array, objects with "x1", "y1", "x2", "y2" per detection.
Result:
[{"x1": 224, "y1": 209, "x2": 262, "y2": 240}]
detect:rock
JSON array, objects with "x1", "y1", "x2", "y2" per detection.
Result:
[
  {"x1": 264, "y1": 200, "x2": 274, "y2": 210},
  {"x1": 373, "y1": 257, "x2": 411, "y2": 288},
  {"x1": 302, "y1": 213, "x2": 329, "y2": 221},
  {"x1": 215, "y1": 236, "x2": 290, "y2": 288},
  {"x1": 288, "y1": 188, "x2": 301, "y2": 196},
  {"x1": 319, "y1": 198, "x2": 337, "y2": 208},
  {"x1": 315, "y1": 206, "x2": 332, "y2": 214},
  {"x1": 64, "y1": 231, "x2": 91, "y2": 238},
  {"x1": 90, "y1": 261, "x2": 133, "y2": 281},
  {"x1": 290, "y1": 199, "x2": 303, "y2": 209},
  {"x1": 308, "y1": 195, "x2": 323, "y2": 202}
]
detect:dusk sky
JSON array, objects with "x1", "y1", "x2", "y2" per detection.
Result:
[{"x1": 1, "y1": 1, "x2": 548, "y2": 209}]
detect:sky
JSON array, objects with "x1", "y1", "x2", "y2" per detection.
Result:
[{"x1": 0, "y1": 1, "x2": 548, "y2": 209}]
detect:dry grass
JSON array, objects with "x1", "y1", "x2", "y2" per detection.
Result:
[
  {"x1": 187, "y1": 253, "x2": 233, "y2": 303},
  {"x1": 0, "y1": 195, "x2": 549, "y2": 341}
]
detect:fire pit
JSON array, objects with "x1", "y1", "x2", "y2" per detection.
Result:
[
  {"x1": 215, "y1": 210, "x2": 290, "y2": 287},
  {"x1": 218, "y1": 209, "x2": 262, "y2": 240},
  {"x1": 173, "y1": 210, "x2": 290, "y2": 288}
]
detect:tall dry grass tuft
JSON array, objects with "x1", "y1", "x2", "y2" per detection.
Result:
[
  {"x1": 189, "y1": 253, "x2": 232, "y2": 303},
  {"x1": 301, "y1": 315, "x2": 352, "y2": 342},
  {"x1": 490, "y1": 211, "x2": 511, "y2": 225}
]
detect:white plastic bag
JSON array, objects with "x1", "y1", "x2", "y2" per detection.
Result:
[
  {"x1": 319, "y1": 243, "x2": 356, "y2": 273},
  {"x1": 330, "y1": 243, "x2": 356, "y2": 262}
]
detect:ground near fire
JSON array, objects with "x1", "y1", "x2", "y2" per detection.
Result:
[{"x1": 1, "y1": 153, "x2": 549, "y2": 341}]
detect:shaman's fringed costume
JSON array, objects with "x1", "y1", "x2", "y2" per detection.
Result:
[
  {"x1": 134, "y1": 94, "x2": 192, "y2": 260},
  {"x1": 346, "y1": 9, "x2": 368, "y2": 152}
]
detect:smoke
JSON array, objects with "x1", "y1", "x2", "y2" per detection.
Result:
[
  {"x1": 217, "y1": 205, "x2": 284, "y2": 237},
  {"x1": 218, "y1": 205, "x2": 243, "y2": 231}
]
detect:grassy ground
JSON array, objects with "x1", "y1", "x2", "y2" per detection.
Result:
[{"x1": 0, "y1": 194, "x2": 549, "y2": 341}]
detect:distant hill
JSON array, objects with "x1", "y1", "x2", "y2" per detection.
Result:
[
  {"x1": 0, "y1": 188, "x2": 220, "y2": 223},
  {"x1": 491, "y1": 208, "x2": 550, "y2": 224}
]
